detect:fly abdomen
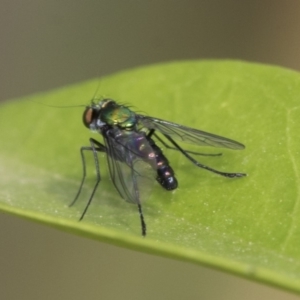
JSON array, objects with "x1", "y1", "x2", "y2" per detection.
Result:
[
  {"x1": 156, "y1": 165, "x2": 178, "y2": 190},
  {"x1": 148, "y1": 138, "x2": 178, "y2": 190}
]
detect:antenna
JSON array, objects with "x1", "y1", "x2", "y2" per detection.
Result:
[
  {"x1": 30, "y1": 100, "x2": 86, "y2": 108},
  {"x1": 31, "y1": 77, "x2": 106, "y2": 108}
]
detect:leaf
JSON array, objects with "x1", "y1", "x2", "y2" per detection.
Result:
[{"x1": 1, "y1": 60, "x2": 300, "y2": 294}]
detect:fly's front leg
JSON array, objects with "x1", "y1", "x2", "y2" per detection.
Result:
[{"x1": 70, "y1": 138, "x2": 107, "y2": 220}]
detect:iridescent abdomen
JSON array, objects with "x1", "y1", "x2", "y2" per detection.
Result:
[{"x1": 147, "y1": 137, "x2": 178, "y2": 190}]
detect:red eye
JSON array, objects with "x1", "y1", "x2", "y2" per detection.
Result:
[{"x1": 83, "y1": 107, "x2": 93, "y2": 128}]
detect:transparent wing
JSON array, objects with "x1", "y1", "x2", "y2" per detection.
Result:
[
  {"x1": 137, "y1": 115, "x2": 245, "y2": 150},
  {"x1": 104, "y1": 128, "x2": 157, "y2": 204}
]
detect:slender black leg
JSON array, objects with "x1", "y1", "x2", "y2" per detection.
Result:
[
  {"x1": 147, "y1": 130, "x2": 221, "y2": 157},
  {"x1": 129, "y1": 153, "x2": 147, "y2": 236},
  {"x1": 138, "y1": 204, "x2": 146, "y2": 237},
  {"x1": 70, "y1": 138, "x2": 107, "y2": 220},
  {"x1": 164, "y1": 134, "x2": 246, "y2": 178}
]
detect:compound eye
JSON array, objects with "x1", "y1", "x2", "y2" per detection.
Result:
[{"x1": 83, "y1": 107, "x2": 93, "y2": 128}]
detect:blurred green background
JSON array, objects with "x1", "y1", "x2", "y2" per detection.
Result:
[{"x1": 1, "y1": 1, "x2": 300, "y2": 299}]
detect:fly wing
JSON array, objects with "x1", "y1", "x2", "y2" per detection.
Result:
[
  {"x1": 137, "y1": 115, "x2": 245, "y2": 150},
  {"x1": 104, "y1": 128, "x2": 157, "y2": 204}
]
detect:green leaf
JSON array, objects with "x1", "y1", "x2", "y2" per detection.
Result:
[{"x1": 1, "y1": 60, "x2": 300, "y2": 293}]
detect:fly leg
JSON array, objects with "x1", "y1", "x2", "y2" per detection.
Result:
[
  {"x1": 138, "y1": 203, "x2": 146, "y2": 237},
  {"x1": 163, "y1": 134, "x2": 246, "y2": 178},
  {"x1": 128, "y1": 153, "x2": 147, "y2": 237},
  {"x1": 70, "y1": 138, "x2": 107, "y2": 220},
  {"x1": 147, "y1": 130, "x2": 221, "y2": 156}
]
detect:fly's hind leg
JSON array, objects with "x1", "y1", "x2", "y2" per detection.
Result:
[
  {"x1": 148, "y1": 130, "x2": 222, "y2": 157},
  {"x1": 163, "y1": 134, "x2": 246, "y2": 178},
  {"x1": 70, "y1": 138, "x2": 107, "y2": 220}
]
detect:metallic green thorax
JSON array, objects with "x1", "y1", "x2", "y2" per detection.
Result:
[{"x1": 99, "y1": 100, "x2": 136, "y2": 129}]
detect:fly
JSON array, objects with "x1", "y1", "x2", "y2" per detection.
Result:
[{"x1": 70, "y1": 99, "x2": 246, "y2": 236}]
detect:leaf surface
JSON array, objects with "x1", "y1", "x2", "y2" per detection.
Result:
[{"x1": 1, "y1": 60, "x2": 300, "y2": 293}]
